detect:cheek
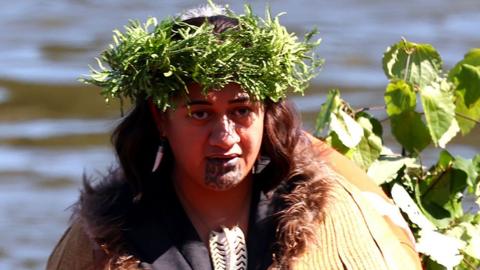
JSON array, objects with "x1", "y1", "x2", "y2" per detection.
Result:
[
  {"x1": 165, "y1": 124, "x2": 206, "y2": 166},
  {"x1": 241, "y1": 118, "x2": 264, "y2": 163}
]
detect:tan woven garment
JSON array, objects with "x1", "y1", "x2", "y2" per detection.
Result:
[{"x1": 291, "y1": 178, "x2": 419, "y2": 270}]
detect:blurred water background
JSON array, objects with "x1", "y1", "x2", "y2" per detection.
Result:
[{"x1": 0, "y1": 0, "x2": 479, "y2": 269}]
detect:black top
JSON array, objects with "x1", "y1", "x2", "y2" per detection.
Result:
[{"x1": 123, "y1": 177, "x2": 276, "y2": 270}]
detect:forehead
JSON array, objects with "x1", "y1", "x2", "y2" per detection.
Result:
[{"x1": 180, "y1": 83, "x2": 251, "y2": 104}]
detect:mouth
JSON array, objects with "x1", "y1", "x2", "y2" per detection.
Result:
[{"x1": 206, "y1": 155, "x2": 240, "y2": 166}]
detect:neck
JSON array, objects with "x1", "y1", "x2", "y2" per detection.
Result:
[{"x1": 173, "y1": 171, "x2": 253, "y2": 243}]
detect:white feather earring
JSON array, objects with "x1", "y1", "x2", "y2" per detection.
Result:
[
  {"x1": 152, "y1": 144, "x2": 164, "y2": 172},
  {"x1": 252, "y1": 155, "x2": 271, "y2": 174}
]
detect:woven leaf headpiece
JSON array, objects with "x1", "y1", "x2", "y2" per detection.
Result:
[{"x1": 84, "y1": 3, "x2": 323, "y2": 111}]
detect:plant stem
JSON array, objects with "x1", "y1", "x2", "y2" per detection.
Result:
[
  {"x1": 404, "y1": 51, "x2": 412, "y2": 82},
  {"x1": 355, "y1": 105, "x2": 386, "y2": 113},
  {"x1": 461, "y1": 251, "x2": 478, "y2": 270},
  {"x1": 456, "y1": 112, "x2": 480, "y2": 124},
  {"x1": 420, "y1": 165, "x2": 451, "y2": 198}
]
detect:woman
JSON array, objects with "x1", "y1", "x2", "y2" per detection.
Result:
[{"x1": 47, "y1": 4, "x2": 421, "y2": 270}]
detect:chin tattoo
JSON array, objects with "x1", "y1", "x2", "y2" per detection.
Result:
[{"x1": 205, "y1": 160, "x2": 243, "y2": 190}]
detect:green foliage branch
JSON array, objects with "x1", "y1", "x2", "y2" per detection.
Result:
[
  {"x1": 315, "y1": 39, "x2": 480, "y2": 269},
  {"x1": 83, "y1": 4, "x2": 323, "y2": 111}
]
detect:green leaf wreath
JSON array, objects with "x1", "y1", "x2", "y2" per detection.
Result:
[{"x1": 83, "y1": 4, "x2": 323, "y2": 111}]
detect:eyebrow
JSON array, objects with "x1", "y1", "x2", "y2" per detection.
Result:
[
  {"x1": 229, "y1": 96, "x2": 250, "y2": 104},
  {"x1": 185, "y1": 96, "x2": 251, "y2": 107}
]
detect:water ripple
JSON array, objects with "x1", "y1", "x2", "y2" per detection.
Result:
[
  {"x1": 0, "y1": 119, "x2": 117, "y2": 139},
  {"x1": 0, "y1": 146, "x2": 115, "y2": 179},
  {"x1": 0, "y1": 88, "x2": 9, "y2": 103}
]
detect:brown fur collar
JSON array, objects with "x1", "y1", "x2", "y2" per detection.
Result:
[
  {"x1": 73, "y1": 150, "x2": 336, "y2": 268},
  {"x1": 272, "y1": 152, "x2": 335, "y2": 268},
  {"x1": 73, "y1": 169, "x2": 135, "y2": 257}
]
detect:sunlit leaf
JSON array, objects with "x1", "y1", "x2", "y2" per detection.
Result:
[
  {"x1": 462, "y1": 223, "x2": 480, "y2": 261},
  {"x1": 325, "y1": 132, "x2": 351, "y2": 155},
  {"x1": 329, "y1": 110, "x2": 364, "y2": 148},
  {"x1": 349, "y1": 114, "x2": 383, "y2": 170},
  {"x1": 390, "y1": 111, "x2": 431, "y2": 154},
  {"x1": 416, "y1": 229, "x2": 465, "y2": 269},
  {"x1": 420, "y1": 82, "x2": 458, "y2": 148},
  {"x1": 391, "y1": 183, "x2": 436, "y2": 231},
  {"x1": 383, "y1": 39, "x2": 442, "y2": 88},
  {"x1": 384, "y1": 80, "x2": 416, "y2": 116},
  {"x1": 367, "y1": 155, "x2": 416, "y2": 185},
  {"x1": 447, "y1": 221, "x2": 480, "y2": 261},
  {"x1": 315, "y1": 89, "x2": 341, "y2": 136}
]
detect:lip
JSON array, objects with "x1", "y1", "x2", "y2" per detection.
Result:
[
  {"x1": 206, "y1": 154, "x2": 241, "y2": 159},
  {"x1": 206, "y1": 156, "x2": 240, "y2": 166}
]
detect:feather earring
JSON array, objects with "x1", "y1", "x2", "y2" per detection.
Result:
[
  {"x1": 152, "y1": 143, "x2": 164, "y2": 172},
  {"x1": 252, "y1": 155, "x2": 271, "y2": 174}
]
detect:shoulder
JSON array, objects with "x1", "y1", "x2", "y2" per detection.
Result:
[
  {"x1": 305, "y1": 133, "x2": 418, "y2": 249},
  {"x1": 274, "y1": 135, "x2": 422, "y2": 269},
  {"x1": 46, "y1": 221, "x2": 100, "y2": 270},
  {"x1": 47, "y1": 220, "x2": 143, "y2": 270},
  {"x1": 293, "y1": 178, "x2": 422, "y2": 270},
  {"x1": 47, "y1": 169, "x2": 142, "y2": 270}
]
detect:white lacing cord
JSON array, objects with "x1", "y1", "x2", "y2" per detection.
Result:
[{"x1": 209, "y1": 226, "x2": 248, "y2": 270}]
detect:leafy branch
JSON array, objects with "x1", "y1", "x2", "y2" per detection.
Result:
[{"x1": 315, "y1": 39, "x2": 480, "y2": 270}]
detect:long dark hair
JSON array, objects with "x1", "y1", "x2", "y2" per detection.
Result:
[{"x1": 111, "y1": 15, "x2": 306, "y2": 200}]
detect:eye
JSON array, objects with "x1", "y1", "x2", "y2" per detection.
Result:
[
  {"x1": 190, "y1": 111, "x2": 209, "y2": 120},
  {"x1": 232, "y1": 107, "x2": 252, "y2": 118}
]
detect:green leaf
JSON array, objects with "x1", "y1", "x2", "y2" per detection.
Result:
[
  {"x1": 455, "y1": 92, "x2": 480, "y2": 135},
  {"x1": 420, "y1": 81, "x2": 459, "y2": 148},
  {"x1": 474, "y1": 154, "x2": 480, "y2": 173},
  {"x1": 453, "y1": 64, "x2": 480, "y2": 107},
  {"x1": 420, "y1": 155, "x2": 469, "y2": 220},
  {"x1": 437, "y1": 150, "x2": 455, "y2": 168},
  {"x1": 390, "y1": 111, "x2": 431, "y2": 154},
  {"x1": 422, "y1": 258, "x2": 447, "y2": 270},
  {"x1": 314, "y1": 89, "x2": 341, "y2": 136},
  {"x1": 452, "y1": 156, "x2": 479, "y2": 193},
  {"x1": 367, "y1": 155, "x2": 416, "y2": 185},
  {"x1": 357, "y1": 111, "x2": 383, "y2": 138},
  {"x1": 383, "y1": 39, "x2": 442, "y2": 88},
  {"x1": 448, "y1": 48, "x2": 480, "y2": 81},
  {"x1": 325, "y1": 132, "x2": 351, "y2": 155},
  {"x1": 329, "y1": 110, "x2": 364, "y2": 148},
  {"x1": 349, "y1": 114, "x2": 383, "y2": 170},
  {"x1": 448, "y1": 49, "x2": 480, "y2": 135},
  {"x1": 462, "y1": 223, "x2": 480, "y2": 260},
  {"x1": 447, "y1": 221, "x2": 480, "y2": 261},
  {"x1": 384, "y1": 80, "x2": 416, "y2": 116},
  {"x1": 475, "y1": 155, "x2": 480, "y2": 209}
]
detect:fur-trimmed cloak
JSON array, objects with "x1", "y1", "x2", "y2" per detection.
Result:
[{"x1": 47, "y1": 157, "x2": 421, "y2": 270}]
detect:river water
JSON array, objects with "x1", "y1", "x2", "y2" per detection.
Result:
[{"x1": 1, "y1": 0, "x2": 479, "y2": 269}]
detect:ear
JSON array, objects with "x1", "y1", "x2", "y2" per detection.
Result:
[{"x1": 148, "y1": 98, "x2": 165, "y2": 136}]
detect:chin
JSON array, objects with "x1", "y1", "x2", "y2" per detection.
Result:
[{"x1": 204, "y1": 172, "x2": 246, "y2": 191}]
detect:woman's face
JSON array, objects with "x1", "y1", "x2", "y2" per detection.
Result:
[{"x1": 162, "y1": 83, "x2": 265, "y2": 191}]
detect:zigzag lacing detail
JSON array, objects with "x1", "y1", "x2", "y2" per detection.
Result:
[{"x1": 209, "y1": 226, "x2": 247, "y2": 270}]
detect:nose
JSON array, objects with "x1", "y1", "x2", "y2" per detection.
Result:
[{"x1": 209, "y1": 115, "x2": 240, "y2": 149}]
